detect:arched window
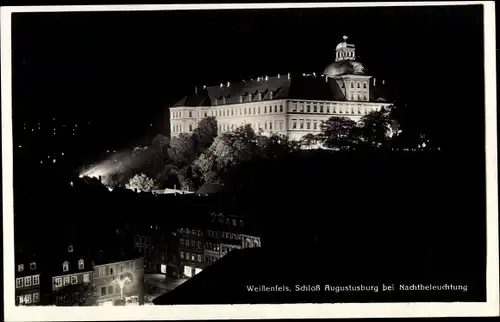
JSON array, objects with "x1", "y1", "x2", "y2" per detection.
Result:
[
  {"x1": 351, "y1": 82, "x2": 354, "y2": 88},
  {"x1": 363, "y1": 82, "x2": 367, "y2": 88},
  {"x1": 357, "y1": 82, "x2": 360, "y2": 88}
]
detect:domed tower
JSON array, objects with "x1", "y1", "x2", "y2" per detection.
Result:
[
  {"x1": 335, "y1": 35, "x2": 356, "y2": 61},
  {"x1": 323, "y1": 35, "x2": 372, "y2": 102}
]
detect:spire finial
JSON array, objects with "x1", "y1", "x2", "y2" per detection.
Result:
[{"x1": 343, "y1": 35, "x2": 348, "y2": 41}]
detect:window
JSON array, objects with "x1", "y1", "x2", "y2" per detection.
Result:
[
  {"x1": 180, "y1": 251, "x2": 184, "y2": 259},
  {"x1": 16, "y1": 277, "x2": 23, "y2": 288},
  {"x1": 71, "y1": 275, "x2": 77, "y2": 285},
  {"x1": 313, "y1": 106, "x2": 317, "y2": 112},
  {"x1": 17, "y1": 295, "x2": 24, "y2": 305},
  {"x1": 269, "y1": 122, "x2": 273, "y2": 130},
  {"x1": 33, "y1": 275, "x2": 40, "y2": 285},
  {"x1": 62, "y1": 261, "x2": 69, "y2": 272},
  {"x1": 363, "y1": 95, "x2": 367, "y2": 101},
  {"x1": 274, "y1": 105, "x2": 277, "y2": 113},
  {"x1": 68, "y1": 245, "x2": 74, "y2": 252},
  {"x1": 191, "y1": 240, "x2": 195, "y2": 247},
  {"x1": 197, "y1": 241, "x2": 201, "y2": 248},
  {"x1": 30, "y1": 262, "x2": 36, "y2": 270},
  {"x1": 180, "y1": 238, "x2": 184, "y2": 246},
  {"x1": 313, "y1": 122, "x2": 318, "y2": 130},
  {"x1": 226, "y1": 218, "x2": 230, "y2": 225},
  {"x1": 197, "y1": 254, "x2": 202, "y2": 262},
  {"x1": 108, "y1": 286, "x2": 113, "y2": 294},
  {"x1": 24, "y1": 276, "x2": 32, "y2": 287},
  {"x1": 189, "y1": 111, "x2": 192, "y2": 117},
  {"x1": 279, "y1": 105, "x2": 283, "y2": 112},
  {"x1": 83, "y1": 274, "x2": 90, "y2": 283},
  {"x1": 78, "y1": 259, "x2": 84, "y2": 269},
  {"x1": 185, "y1": 252, "x2": 190, "y2": 260},
  {"x1": 108, "y1": 265, "x2": 115, "y2": 275},
  {"x1": 24, "y1": 294, "x2": 32, "y2": 304},
  {"x1": 351, "y1": 82, "x2": 354, "y2": 88},
  {"x1": 191, "y1": 254, "x2": 195, "y2": 261},
  {"x1": 17, "y1": 264, "x2": 24, "y2": 272},
  {"x1": 101, "y1": 287, "x2": 107, "y2": 296},
  {"x1": 232, "y1": 219, "x2": 237, "y2": 226},
  {"x1": 357, "y1": 82, "x2": 360, "y2": 88},
  {"x1": 189, "y1": 124, "x2": 193, "y2": 131},
  {"x1": 306, "y1": 121, "x2": 311, "y2": 129},
  {"x1": 99, "y1": 267, "x2": 105, "y2": 277},
  {"x1": 120, "y1": 265, "x2": 124, "y2": 273},
  {"x1": 307, "y1": 105, "x2": 311, "y2": 112},
  {"x1": 33, "y1": 292, "x2": 40, "y2": 303},
  {"x1": 292, "y1": 120, "x2": 297, "y2": 129},
  {"x1": 54, "y1": 278, "x2": 62, "y2": 288},
  {"x1": 300, "y1": 120, "x2": 304, "y2": 129},
  {"x1": 63, "y1": 277, "x2": 70, "y2": 286}
]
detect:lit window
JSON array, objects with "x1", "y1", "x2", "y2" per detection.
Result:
[
  {"x1": 16, "y1": 277, "x2": 23, "y2": 288},
  {"x1": 54, "y1": 278, "x2": 62, "y2": 288},
  {"x1": 24, "y1": 294, "x2": 32, "y2": 304},
  {"x1": 197, "y1": 254, "x2": 202, "y2": 262},
  {"x1": 62, "y1": 261, "x2": 69, "y2": 272},
  {"x1": 68, "y1": 245, "x2": 73, "y2": 252},
  {"x1": 63, "y1": 276, "x2": 70, "y2": 286},
  {"x1": 191, "y1": 254, "x2": 195, "y2": 261},
  {"x1": 191, "y1": 240, "x2": 195, "y2": 247},
  {"x1": 71, "y1": 276, "x2": 77, "y2": 285},
  {"x1": 180, "y1": 252, "x2": 184, "y2": 259},
  {"x1": 17, "y1": 264, "x2": 24, "y2": 272},
  {"x1": 161, "y1": 264, "x2": 167, "y2": 274},
  {"x1": 78, "y1": 259, "x2": 85, "y2": 269},
  {"x1": 30, "y1": 262, "x2": 36, "y2": 270},
  {"x1": 33, "y1": 275, "x2": 40, "y2": 285},
  {"x1": 24, "y1": 276, "x2": 32, "y2": 287},
  {"x1": 108, "y1": 265, "x2": 115, "y2": 275},
  {"x1": 83, "y1": 274, "x2": 90, "y2": 283},
  {"x1": 33, "y1": 292, "x2": 40, "y2": 303},
  {"x1": 17, "y1": 295, "x2": 24, "y2": 305},
  {"x1": 99, "y1": 266, "x2": 105, "y2": 277},
  {"x1": 197, "y1": 241, "x2": 201, "y2": 248}
]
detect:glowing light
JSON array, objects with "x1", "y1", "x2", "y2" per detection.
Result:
[
  {"x1": 53, "y1": 159, "x2": 56, "y2": 163},
  {"x1": 18, "y1": 145, "x2": 22, "y2": 148},
  {"x1": 61, "y1": 152, "x2": 65, "y2": 156},
  {"x1": 40, "y1": 161, "x2": 43, "y2": 164}
]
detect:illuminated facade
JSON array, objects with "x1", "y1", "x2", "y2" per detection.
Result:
[
  {"x1": 92, "y1": 256, "x2": 144, "y2": 306},
  {"x1": 170, "y1": 36, "x2": 392, "y2": 141},
  {"x1": 15, "y1": 252, "x2": 41, "y2": 306}
]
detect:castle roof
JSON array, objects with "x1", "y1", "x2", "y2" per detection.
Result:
[{"x1": 173, "y1": 73, "x2": 389, "y2": 108}]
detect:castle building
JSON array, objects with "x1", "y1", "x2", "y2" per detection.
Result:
[{"x1": 170, "y1": 36, "x2": 392, "y2": 141}]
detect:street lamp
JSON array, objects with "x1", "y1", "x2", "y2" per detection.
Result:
[{"x1": 114, "y1": 272, "x2": 133, "y2": 303}]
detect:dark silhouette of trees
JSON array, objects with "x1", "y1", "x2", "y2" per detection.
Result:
[{"x1": 316, "y1": 116, "x2": 360, "y2": 150}]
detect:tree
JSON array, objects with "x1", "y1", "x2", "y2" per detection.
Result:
[
  {"x1": 125, "y1": 173, "x2": 158, "y2": 192},
  {"x1": 51, "y1": 283, "x2": 97, "y2": 306},
  {"x1": 192, "y1": 116, "x2": 218, "y2": 154},
  {"x1": 168, "y1": 133, "x2": 197, "y2": 166},
  {"x1": 316, "y1": 116, "x2": 360, "y2": 150},
  {"x1": 300, "y1": 133, "x2": 320, "y2": 149},
  {"x1": 358, "y1": 106, "x2": 398, "y2": 148}
]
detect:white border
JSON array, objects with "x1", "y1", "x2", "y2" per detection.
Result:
[{"x1": 2, "y1": 2, "x2": 498, "y2": 320}]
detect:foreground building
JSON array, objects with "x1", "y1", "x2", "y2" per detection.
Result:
[
  {"x1": 170, "y1": 35, "x2": 392, "y2": 141},
  {"x1": 15, "y1": 251, "x2": 41, "y2": 306}
]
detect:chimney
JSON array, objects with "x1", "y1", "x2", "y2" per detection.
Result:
[
  {"x1": 373, "y1": 78, "x2": 376, "y2": 86},
  {"x1": 269, "y1": 91, "x2": 274, "y2": 100},
  {"x1": 98, "y1": 175, "x2": 102, "y2": 183}
]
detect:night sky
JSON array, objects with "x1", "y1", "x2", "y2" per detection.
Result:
[{"x1": 11, "y1": 4, "x2": 485, "y2": 176}]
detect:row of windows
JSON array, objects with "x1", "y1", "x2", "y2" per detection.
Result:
[
  {"x1": 137, "y1": 235, "x2": 152, "y2": 245},
  {"x1": 172, "y1": 103, "x2": 285, "y2": 120},
  {"x1": 180, "y1": 251, "x2": 203, "y2": 262},
  {"x1": 17, "y1": 262, "x2": 36, "y2": 272},
  {"x1": 15, "y1": 275, "x2": 40, "y2": 288},
  {"x1": 62, "y1": 259, "x2": 85, "y2": 272},
  {"x1": 54, "y1": 274, "x2": 90, "y2": 288},
  {"x1": 291, "y1": 119, "x2": 322, "y2": 131},
  {"x1": 210, "y1": 215, "x2": 245, "y2": 227},
  {"x1": 17, "y1": 292, "x2": 40, "y2": 305},
  {"x1": 205, "y1": 242, "x2": 221, "y2": 251},
  {"x1": 290, "y1": 101, "x2": 373, "y2": 113},
  {"x1": 205, "y1": 255, "x2": 218, "y2": 264},
  {"x1": 178, "y1": 228, "x2": 203, "y2": 236},
  {"x1": 96, "y1": 262, "x2": 135, "y2": 277},
  {"x1": 180, "y1": 239, "x2": 202, "y2": 249},
  {"x1": 207, "y1": 230, "x2": 240, "y2": 241},
  {"x1": 337, "y1": 50, "x2": 355, "y2": 59},
  {"x1": 217, "y1": 119, "x2": 286, "y2": 133}
]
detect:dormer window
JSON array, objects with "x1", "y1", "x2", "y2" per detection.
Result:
[
  {"x1": 68, "y1": 245, "x2": 74, "y2": 253},
  {"x1": 269, "y1": 91, "x2": 274, "y2": 100},
  {"x1": 30, "y1": 262, "x2": 36, "y2": 270},
  {"x1": 62, "y1": 261, "x2": 69, "y2": 272},
  {"x1": 239, "y1": 220, "x2": 244, "y2": 227},
  {"x1": 78, "y1": 259, "x2": 85, "y2": 269},
  {"x1": 17, "y1": 264, "x2": 24, "y2": 272}
]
